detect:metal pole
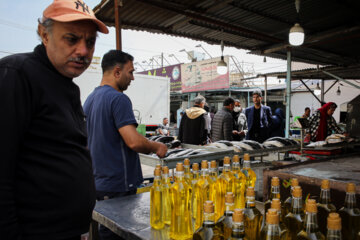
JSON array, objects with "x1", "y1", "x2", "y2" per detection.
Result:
[
  {"x1": 264, "y1": 76, "x2": 268, "y2": 106},
  {"x1": 114, "y1": 0, "x2": 122, "y2": 50},
  {"x1": 161, "y1": 52, "x2": 163, "y2": 68},
  {"x1": 321, "y1": 79, "x2": 325, "y2": 103},
  {"x1": 247, "y1": 91, "x2": 250, "y2": 107},
  {"x1": 285, "y1": 49, "x2": 291, "y2": 138}
]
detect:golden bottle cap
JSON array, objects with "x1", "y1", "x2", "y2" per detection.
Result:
[
  {"x1": 271, "y1": 177, "x2": 280, "y2": 186},
  {"x1": 224, "y1": 156, "x2": 231, "y2": 164},
  {"x1": 233, "y1": 155, "x2": 240, "y2": 163},
  {"x1": 321, "y1": 179, "x2": 330, "y2": 189},
  {"x1": 225, "y1": 192, "x2": 234, "y2": 203},
  {"x1": 271, "y1": 198, "x2": 281, "y2": 211},
  {"x1": 162, "y1": 166, "x2": 169, "y2": 174},
  {"x1": 155, "y1": 163, "x2": 162, "y2": 170},
  {"x1": 176, "y1": 162, "x2": 184, "y2": 171},
  {"x1": 154, "y1": 168, "x2": 162, "y2": 176},
  {"x1": 184, "y1": 158, "x2": 190, "y2": 166},
  {"x1": 243, "y1": 153, "x2": 250, "y2": 161},
  {"x1": 204, "y1": 201, "x2": 214, "y2": 213},
  {"x1": 192, "y1": 163, "x2": 199, "y2": 171},
  {"x1": 291, "y1": 178, "x2": 299, "y2": 187},
  {"x1": 346, "y1": 183, "x2": 356, "y2": 193},
  {"x1": 210, "y1": 160, "x2": 217, "y2": 168},
  {"x1": 266, "y1": 208, "x2": 279, "y2": 224},
  {"x1": 305, "y1": 199, "x2": 317, "y2": 213},
  {"x1": 201, "y1": 160, "x2": 208, "y2": 169},
  {"x1": 292, "y1": 186, "x2": 302, "y2": 197},
  {"x1": 246, "y1": 187, "x2": 255, "y2": 197},
  {"x1": 232, "y1": 209, "x2": 244, "y2": 222},
  {"x1": 327, "y1": 213, "x2": 342, "y2": 230}
]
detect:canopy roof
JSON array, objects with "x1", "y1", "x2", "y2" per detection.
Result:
[{"x1": 94, "y1": 0, "x2": 360, "y2": 66}]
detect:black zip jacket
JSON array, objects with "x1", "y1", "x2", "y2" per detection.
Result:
[{"x1": 0, "y1": 45, "x2": 96, "y2": 240}]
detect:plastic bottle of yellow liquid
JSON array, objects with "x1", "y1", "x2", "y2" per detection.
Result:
[
  {"x1": 191, "y1": 163, "x2": 200, "y2": 221},
  {"x1": 230, "y1": 209, "x2": 248, "y2": 240},
  {"x1": 284, "y1": 186, "x2": 304, "y2": 240},
  {"x1": 193, "y1": 201, "x2": 224, "y2": 240},
  {"x1": 184, "y1": 158, "x2": 192, "y2": 185},
  {"x1": 194, "y1": 160, "x2": 214, "y2": 231},
  {"x1": 296, "y1": 199, "x2": 325, "y2": 240},
  {"x1": 209, "y1": 160, "x2": 222, "y2": 222},
  {"x1": 326, "y1": 213, "x2": 342, "y2": 240},
  {"x1": 150, "y1": 168, "x2": 164, "y2": 229},
  {"x1": 232, "y1": 155, "x2": 246, "y2": 209},
  {"x1": 260, "y1": 208, "x2": 281, "y2": 240},
  {"x1": 316, "y1": 179, "x2": 336, "y2": 236},
  {"x1": 283, "y1": 178, "x2": 299, "y2": 218},
  {"x1": 241, "y1": 154, "x2": 256, "y2": 189},
  {"x1": 270, "y1": 199, "x2": 290, "y2": 240},
  {"x1": 338, "y1": 182, "x2": 360, "y2": 240},
  {"x1": 170, "y1": 163, "x2": 193, "y2": 240},
  {"x1": 244, "y1": 187, "x2": 263, "y2": 240},
  {"x1": 161, "y1": 166, "x2": 172, "y2": 225},
  {"x1": 221, "y1": 192, "x2": 235, "y2": 239}
]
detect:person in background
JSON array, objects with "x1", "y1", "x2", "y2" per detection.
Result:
[
  {"x1": 0, "y1": 0, "x2": 109, "y2": 239},
  {"x1": 158, "y1": 117, "x2": 170, "y2": 136},
  {"x1": 211, "y1": 97, "x2": 235, "y2": 142},
  {"x1": 178, "y1": 95, "x2": 208, "y2": 145},
  {"x1": 210, "y1": 106, "x2": 216, "y2": 122},
  {"x1": 203, "y1": 105, "x2": 212, "y2": 143},
  {"x1": 83, "y1": 50, "x2": 167, "y2": 240},
  {"x1": 270, "y1": 108, "x2": 285, "y2": 137},
  {"x1": 305, "y1": 102, "x2": 346, "y2": 142},
  {"x1": 245, "y1": 90, "x2": 272, "y2": 143},
  {"x1": 232, "y1": 99, "x2": 247, "y2": 141},
  {"x1": 302, "y1": 107, "x2": 311, "y2": 118}
]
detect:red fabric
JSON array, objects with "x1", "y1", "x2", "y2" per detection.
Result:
[{"x1": 316, "y1": 102, "x2": 334, "y2": 141}]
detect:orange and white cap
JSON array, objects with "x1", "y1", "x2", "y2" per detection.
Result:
[{"x1": 43, "y1": 0, "x2": 109, "y2": 34}]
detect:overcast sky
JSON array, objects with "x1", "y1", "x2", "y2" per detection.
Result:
[{"x1": 0, "y1": 0, "x2": 289, "y2": 75}]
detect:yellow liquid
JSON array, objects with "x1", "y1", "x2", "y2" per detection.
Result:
[
  {"x1": 193, "y1": 222, "x2": 225, "y2": 240},
  {"x1": 244, "y1": 207, "x2": 263, "y2": 240},
  {"x1": 170, "y1": 174, "x2": 193, "y2": 240},
  {"x1": 296, "y1": 230, "x2": 325, "y2": 240},
  {"x1": 221, "y1": 214, "x2": 233, "y2": 239},
  {"x1": 216, "y1": 166, "x2": 234, "y2": 221},
  {"x1": 194, "y1": 171, "x2": 214, "y2": 231},
  {"x1": 241, "y1": 162, "x2": 257, "y2": 189},
  {"x1": 184, "y1": 165, "x2": 192, "y2": 185},
  {"x1": 260, "y1": 224, "x2": 281, "y2": 240},
  {"x1": 150, "y1": 178, "x2": 164, "y2": 230},
  {"x1": 162, "y1": 174, "x2": 172, "y2": 225},
  {"x1": 232, "y1": 169, "x2": 247, "y2": 209},
  {"x1": 191, "y1": 171, "x2": 200, "y2": 221},
  {"x1": 284, "y1": 213, "x2": 304, "y2": 240}
]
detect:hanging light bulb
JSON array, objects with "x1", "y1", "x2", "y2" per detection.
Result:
[
  {"x1": 314, "y1": 82, "x2": 321, "y2": 95},
  {"x1": 217, "y1": 40, "x2": 228, "y2": 75},
  {"x1": 289, "y1": 23, "x2": 305, "y2": 46},
  {"x1": 336, "y1": 86, "x2": 341, "y2": 96}
]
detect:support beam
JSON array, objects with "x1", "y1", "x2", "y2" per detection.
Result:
[
  {"x1": 324, "y1": 80, "x2": 339, "y2": 94},
  {"x1": 264, "y1": 76, "x2": 268, "y2": 106},
  {"x1": 285, "y1": 49, "x2": 291, "y2": 138},
  {"x1": 114, "y1": 0, "x2": 122, "y2": 50},
  {"x1": 299, "y1": 79, "x2": 322, "y2": 103},
  {"x1": 321, "y1": 79, "x2": 325, "y2": 103},
  {"x1": 322, "y1": 70, "x2": 360, "y2": 89}
]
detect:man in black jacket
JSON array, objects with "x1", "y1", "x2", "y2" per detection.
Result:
[
  {"x1": 0, "y1": 0, "x2": 108, "y2": 239},
  {"x1": 178, "y1": 95, "x2": 208, "y2": 145}
]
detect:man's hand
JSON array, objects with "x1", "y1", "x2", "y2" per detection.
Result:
[
  {"x1": 239, "y1": 130, "x2": 245, "y2": 137},
  {"x1": 232, "y1": 130, "x2": 239, "y2": 135},
  {"x1": 155, "y1": 142, "x2": 168, "y2": 158}
]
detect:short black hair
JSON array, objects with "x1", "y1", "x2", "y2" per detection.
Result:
[
  {"x1": 305, "y1": 107, "x2": 310, "y2": 111},
  {"x1": 101, "y1": 50, "x2": 134, "y2": 73},
  {"x1": 223, "y1": 97, "x2": 235, "y2": 106},
  {"x1": 253, "y1": 89, "x2": 262, "y2": 97}
]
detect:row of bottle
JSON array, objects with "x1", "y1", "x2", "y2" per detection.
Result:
[{"x1": 150, "y1": 153, "x2": 257, "y2": 239}]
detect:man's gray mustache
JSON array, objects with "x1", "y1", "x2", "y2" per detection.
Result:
[{"x1": 68, "y1": 57, "x2": 90, "y2": 64}]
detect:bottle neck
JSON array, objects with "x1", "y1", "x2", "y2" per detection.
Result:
[
  {"x1": 319, "y1": 188, "x2": 331, "y2": 204},
  {"x1": 290, "y1": 196, "x2": 303, "y2": 214},
  {"x1": 200, "y1": 168, "x2": 209, "y2": 177},
  {"x1": 232, "y1": 221, "x2": 246, "y2": 238},
  {"x1": 203, "y1": 212, "x2": 215, "y2": 227},
  {"x1": 209, "y1": 168, "x2": 218, "y2": 178},
  {"x1": 270, "y1": 185, "x2": 280, "y2": 200},
  {"x1": 344, "y1": 192, "x2": 357, "y2": 209},
  {"x1": 243, "y1": 160, "x2": 251, "y2": 169},
  {"x1": 184, "y1": 166, "x2": 191, "y2": 175},
  {"x1": 275, "y1": 209, "x2": 284, "y2": 223},
  {"x1": 154, "y1": 175, "x2": 162, "y2": 185},
  {"x1": 161, "y1": 174, "x2": 171, "y2": 184},
  {"x1": 266, "y1": 223, "x2": 281, "y2": 237},
  {"x1": 326, "y1": 229, "x2": 342, "y2": 239},
  {"x1": 176, "y1": 171, "x2": 184, "y2": 181},
  {"x1": 192, "y1": 170, "x2": 200, "y2": 180},
  {"x1": 232, "y1": 162, "x2": 241, "y2": 171},
  {"x1": 223, "y1": 164, "x2": 231, "y2": 172},
  {"x1": 245, "y1": 195, "x2": 255, "y2": 208},
  {"x1": 225, "y1": 202, "x2": 234, "y2": 215},
  {"x1": 304, "y1": 212, "x2": 320, "y2": 233}
]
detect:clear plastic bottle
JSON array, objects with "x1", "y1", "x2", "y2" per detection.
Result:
[
  {"x1": 326, "y1": 213, "x2": 342, "y2": 240},
  {"x1": 170, "y1": 163, "x2": 193, "y2": 239},
  {"x1": 150, "y1": 168, "x2": 164, "y2": 229},
  {"x1": 271, "y1": 198, "x2": 290, "y2": 240},
  {"x1": 232, "y1": 155, "x2": 247, "y2": 209},
  {"x1": 284, "y1": 178, "x2": 299, "y2": 219},
  {"x1": 230, "y1": 209, "x2": 248, "y2": 240},
  {"x1": 284, "y1": 186, "x2": 304, "y2": 240},
  {"x1": 316, "y1": 179, "x2": 336, "y2": 236},
  {"x1": 260, "y1": 208, "x2": 281, "y2": 240},
  {"x1": 296, "y1": 199, "x2": 325, "y2": 240},
  {"x1": 209, "y1": 160, "x2": 222, "y2": 222},
  {"x1": 338, "y1": 183, "x2": 360, "y2": 240},
  {"x1": 194, "y1": 160, "x2": 214, "y2": 231},
  {"x1": 244, "y1": 187, "x2": 263, "y2": 240},
  {"x1": 222, "y1": 192, "x2": 235, "y2": 239},
  {"x1": 184, "y1": 158, "x2": 192, "y2": 185},
  {"x1": 241, "y1": 153, "x2": 256, "y2": 189},
  {"x1": 191, "y1": 163, "x2": 200, "y2": 221},
  {"x1": 161, "y1": 166, "x2": 172, "y2": 225}
]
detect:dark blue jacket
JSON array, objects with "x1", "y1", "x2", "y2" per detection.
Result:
[
  {"x1": 245, "y1": 105, "x2": 273, "y2": 141},
  {"x1": 270, "y1": 108, "x2": 285, "y2": 137}
]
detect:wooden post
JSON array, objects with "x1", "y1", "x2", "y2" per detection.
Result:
[{"x1": 114, "y1": 0, "x2": 122, "y2": 50}]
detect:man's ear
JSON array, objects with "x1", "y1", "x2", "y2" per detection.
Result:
[
  {"x1": 38, "y1": 24, "x2": 50, "y2": 47},
  {"x1": 113, "y1": 66, "x2": 122, "y2": 78}
]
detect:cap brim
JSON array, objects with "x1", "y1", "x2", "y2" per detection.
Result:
[{"x1": 50, "y1": 14, "x2": 109, "y2": 34}]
